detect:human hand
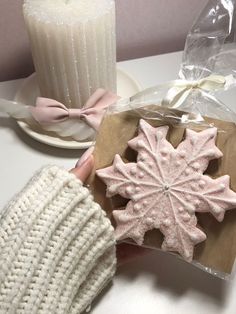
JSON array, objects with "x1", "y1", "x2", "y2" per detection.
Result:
[
  {"x1": 70, "y1": 146, "x2": 95, "y2": 182},
  {"x1": 70, "y1": 148, "x2": 151, "y2": 266}
]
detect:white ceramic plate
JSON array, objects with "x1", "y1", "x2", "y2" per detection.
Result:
[{"x1": 15, "y1": 68, "x2": 142, "y2": 149}]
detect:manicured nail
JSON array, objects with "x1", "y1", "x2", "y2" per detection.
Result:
[{"x1": 76, "y1": 146, "x2": 95, "y2": 168}]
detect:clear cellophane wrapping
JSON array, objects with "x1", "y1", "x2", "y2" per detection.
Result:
[{"x1": 88, "y1": 0, "x2": 236, "y2": 279}]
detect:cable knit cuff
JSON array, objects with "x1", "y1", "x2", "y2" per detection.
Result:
[{"x1": 0, "y1": 165, "x2": 116, "y2": 314}]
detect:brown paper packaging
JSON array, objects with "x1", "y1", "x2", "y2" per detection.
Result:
[{"x1": 88, "y1": 106, "x2": 236, "y2": 275}]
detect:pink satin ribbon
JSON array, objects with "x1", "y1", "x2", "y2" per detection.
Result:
[{"x1": 29, "y1": 88, "x2": 119, "y2": 130}]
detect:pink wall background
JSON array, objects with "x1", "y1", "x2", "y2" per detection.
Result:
[{"x1": 0, "y1": 0, "x2": 208, "y2": 82}]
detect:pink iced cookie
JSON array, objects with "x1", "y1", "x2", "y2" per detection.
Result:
[{"x1": 96, "y1": 119, "x2": 236, "y2": 261}]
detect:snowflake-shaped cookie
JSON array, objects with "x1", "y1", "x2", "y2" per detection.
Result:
[{"x1": 96, "y1": 119, "x2": 236, "y2": 261}]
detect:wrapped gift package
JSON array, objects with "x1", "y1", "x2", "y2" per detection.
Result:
[{"x1": 88, "y1": 0, "x2": 236, "y2": 279}]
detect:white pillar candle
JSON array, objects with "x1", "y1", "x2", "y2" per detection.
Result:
[{"x1": 23, "y1": 0, "x2": 116, "y2": 109}]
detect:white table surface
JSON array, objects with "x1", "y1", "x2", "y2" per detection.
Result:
[{"x1": 1, "y1": 51, "x2": 236, "y2": 314}]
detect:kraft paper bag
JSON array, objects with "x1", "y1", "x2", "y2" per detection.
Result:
[{"x1": 88, "y1": 106, "x2": 236, "y2": 276}]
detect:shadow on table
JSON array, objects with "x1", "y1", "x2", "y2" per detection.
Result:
[
  {"x1": 117, "y1": 249, "x2": 230, "y2": 307},
  {"x1": 0, "y1": 117, "x2": 83, "y2": 158},
  {"x1": 0, "y1": 116, "x2": 15, "y2": 128}
]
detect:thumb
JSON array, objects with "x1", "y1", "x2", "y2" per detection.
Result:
[{"x1": 70, "y1": 155, "x2": 94, "y2": 183}]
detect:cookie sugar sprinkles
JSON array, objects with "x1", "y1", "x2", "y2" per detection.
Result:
[{"x1": 97, "y1": 120, "x2": 236, "y2": 262}]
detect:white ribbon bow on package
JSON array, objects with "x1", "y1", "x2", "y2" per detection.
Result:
[{"x1": 161, "y1": 74, "x2": 233, "y2": 108}]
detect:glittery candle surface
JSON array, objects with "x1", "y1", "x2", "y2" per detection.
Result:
[{"x1": 23, "y1": 0, "x2": 116, "y2": 108}]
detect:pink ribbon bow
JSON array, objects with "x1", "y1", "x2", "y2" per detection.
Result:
[{"x1": 29, "y1": 88, "x2": 119, "y2": 130}]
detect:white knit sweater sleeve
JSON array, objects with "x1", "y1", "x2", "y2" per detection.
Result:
[{"x1": 0, "y1": 165, "x2": 116, "y2": 314}]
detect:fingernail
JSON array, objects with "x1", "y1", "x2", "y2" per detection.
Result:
[{"x1": 76, "y1": 146, "x2": 95, "y2": 168}]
